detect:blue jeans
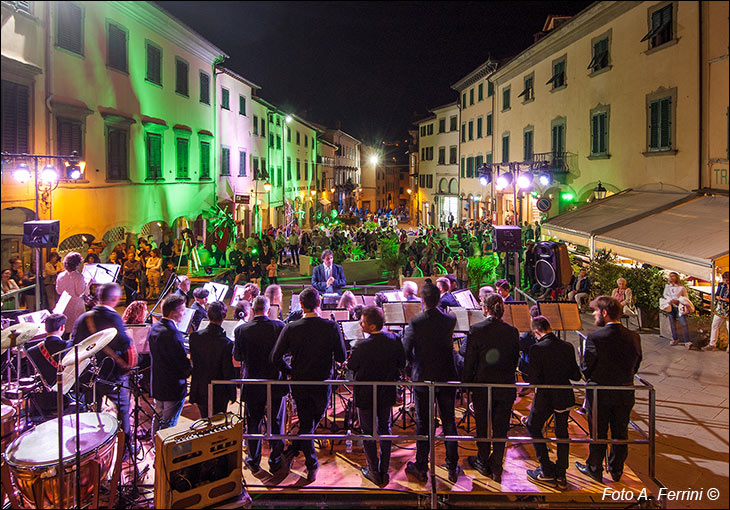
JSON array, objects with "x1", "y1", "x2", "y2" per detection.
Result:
[
  {"x1": 152, "y1": 398, "x2": 185, "y2": 438},
  {"x1": 96, "y1": 376, "x2": 131, "y2": 450},
  {"x1": 669, "y1": 306, "x2": 690, "y2": 344}
]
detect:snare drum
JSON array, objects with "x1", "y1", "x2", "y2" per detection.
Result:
[
  {"x1": 3, "y1": 412, "x2": 119, "y2": 508},
  {"x1": 1, "y1": 404, "x2": 18, "y2": 453}
]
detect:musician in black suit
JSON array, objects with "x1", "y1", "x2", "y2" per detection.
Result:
[
  {"x1": 463, "y1": 293, "x2": 520, "y2": 483},
  {"x1": 188, "y1": 301, "x2": 236, "y2": 418},
  {"x1": 348, "y1": 306, "x2": 405, "y2": 486},
  {"x1": 172, "y1": 275, "x2": 191, "y2": 306},
  {"x1": 188, "y1": 287, "x2": 208, "y2": 333},
  {"x1": 525, "y1": 316, "x2": 582, "y2": 489},
  {"x1": 27, "y1": 313, "x2": 69, "y2": 388},
  {"x1": 576, "y1": 296, "x2": 642, "y2": 483},
  {"x1": 148, "y1": 294, "x2": 192, "y2": 437},
  {"x1": 436, "y1": 277, "x2": 459, "y2": 310},
  {"x1": 234, "y1": 295, "x2": 289, "y2": 473},
  {"x1": 403, "y1": 282, "x2": 460, "y2": 483},
  {"x1": 71, "y1": 283, "x2": 136, "y2": 454},
  {"x1": 271, "y1": 286, "x2": 347, "y2": 481}
]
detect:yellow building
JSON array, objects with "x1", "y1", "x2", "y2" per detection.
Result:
[{"x1": 489, "y1": 1, "x2": 710, "y2": 223}]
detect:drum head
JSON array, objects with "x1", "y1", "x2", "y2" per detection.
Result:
[
  {"x1": 4, "y1": 412, "x2": 118, "y2": 467},
  {"x1": 1, "y1": 404, "x2": 15, "y2": 420}
]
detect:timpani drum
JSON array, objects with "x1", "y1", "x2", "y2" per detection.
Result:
[
  {"x1": 3, "y1": 412, "x2": 119, "y2": 508},
  {"x1": 1, "y1": 404, "x2": 18, "y2": 453}
]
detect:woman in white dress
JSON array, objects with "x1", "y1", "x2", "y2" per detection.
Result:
[{"x1": 55, "y1": 252, "x2": 88, "y2": 333}]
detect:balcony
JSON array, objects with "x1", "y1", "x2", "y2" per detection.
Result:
[{"x1": 529, "y1": 151, "x2": 575, "y2": 174}]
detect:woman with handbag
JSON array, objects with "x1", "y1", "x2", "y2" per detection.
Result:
[{"x1": 659, "y1": 272, "x2": 693, "y2": 346}]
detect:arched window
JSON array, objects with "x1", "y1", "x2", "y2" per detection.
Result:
[
  {"x1": 449, "y1": 178, "x2": 458, "y2": 194},
  {"x1": 439, "y1": 178, "x2": 448, "y2": 193}
]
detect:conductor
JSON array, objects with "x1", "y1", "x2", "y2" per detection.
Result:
[{"x1": 312, "y1": 249, "x2": 346, "y2": 295}]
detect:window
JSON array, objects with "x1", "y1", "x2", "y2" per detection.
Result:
[
  {"x1": 57, "y1": 117, "x2": 82, "y2": 158},
  {"x1": 106, "y1": 126, "x2": 128, "y2": 180},
  {"x1": 221, "y1": 147, "x2": 230, "y2": 176},
  {"x1": 261, "y1": 158, "x2": 267, "y2": 179},
  {"x1": 252, "y1": 157, "x2": 259, "y2": 179},
  {"x1": 518, "y1": 75, "x2": 534, "y2": 101},
  {"x1": 420, "y1": 126, "x2": 426, "y2": 136},
  {"x1": 547, "y1": 59, "x2": 566, "y2": 89},
  {"x1": 296, "y1": 131, "x2": 300, "y2": 145},
  {"x1": 449, "y1": 146, "x2": 457, "y2": 164},
  {"x1": 468, "y1": 120, "x2": 474, "y2": 141},
  {"x1": 269, "y1": 132, "x2": 274, "y2": 148},
  {"x1": 427, "y1": 124, "x2": 433, "y2": 135},
  {"x1": 478, "y1": 83, "x2": 484, "y2": 101},
  {"x1": 476, "y1": 155, "x2": 483, "y2": 170},
  {"x1": 590, "y1": 108, "x2": 609, "y2": 156},
  {"x1": 487, "y1": 81, "x2": 494, "y2": 97},
  {"x1": 144, "y1": 133, "x2": 162, "y2": 180},
  {"x1": 642, "y1": 4, "x2": 673, "y2": 49},
  {"x1": 589, "y1": 37, "x2": 610, "y2": 72},
  {"x1": 477, "y1": 117, "x2": 483, "y2": 138},
  {"x1": 277, "y1": 166, "x2": 283, "y2": 185},
  {"x1": 469, "y1": 88, "x2": 474, "y2": 105},
  {"x1": 56, "y1": 2, "x2": 83, "y2": 55},
  {"x1": 466, "y1": 156, "x2": 474, "y2": 178},
  {"x1": 461, "y1": 124, "x2": 466, "y2": 143},
  {"x1": 239, "y1": 95, "x2": 246, "y2": 115},
  {"x1": 438, "y1": 147, "x2": 445, "y2": 165},
  {"x1": 649, "y1": 97, "x2": 672, "y2": 151},
  {"x1": 523, "y1": 129, "x2": 534, "y2": 161},
  {"x1": 296, "y1": 159, "x2": 301, "y2": 180},
  {"x1": 175, "y1": 138, "x2": 189, "y2": 179},
  {"x1": 221, "y1": 88, "x2": 229, "y2": 110},
  {"x1": 438, "y1": 118, "x2": 446, "y2": 133},
  {"x1": 200, "y1": 141, "x2": 210, "y2": 179},
  {"x1": 107, "y1": 22, "x2": 128, "y2": 73},
  {"x1": 239, "y1": 150, "x2": 247, "y2": 177},
  {"x1": 486, "y1": 113, "x2": 493, "y2": 136},
  {"x1": 175, "y1": 57, "x2": 188, "y2": 96},
  {"x1": 276, "y1": 135, "x2": 281, "y2": 150},
  {"x1": 502, "y1": 87, "x2": 511, "y2": 110},
  {"x1": 486, "y1": 153, "x2": 492, "y2": 164},
  {"x1": 252, "y1": 115, "x2": 258, "y2": 135},
  {"x1": 287, "y1": 127, "x2": 291, "y2": 142},
  {"x1": 145, "y1": 41, "x2": 162, "y2": 85},
  {"x1": 462, "y1": 93, "x2": 467, "y2": 109},
  {"x1": 199, "y1": 72, "x2": 210, "y2": 104},
  {"x1": 450, "y1": 116, "x2": 457, "y2": 131},
  {"x1": 286, "y1": 157, "x2": 292, "y2": 180},
  {"x1": 460, "y1": 157, "x2": 465, "y2": 178},
  {"x1": 260, "y1": 118, "x2": 265, "y2": 137},
  {"x1": 304, "y1": 134, "x2": 308, "y2": 147},
  {"x1": 304, "y1": 160, "x2": 308, "y2": 180},
  {"x1": 502, "y1": 134, "x2": 510, "y2": 163},
  {"x1": 551, "y1": 119, "x2": 566, "y2": 169}
]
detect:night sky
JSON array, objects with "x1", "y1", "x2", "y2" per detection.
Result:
[{"x1": 156, "y1": 1, "x2": 592, "y2": 144}]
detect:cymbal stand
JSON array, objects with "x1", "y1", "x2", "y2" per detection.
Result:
[
  {"x1": 145, "y1": 271, "x2": 179, "y2": 323},
  {"x1": 74, "y1": 344, "x2": 82, "y2": 508}
]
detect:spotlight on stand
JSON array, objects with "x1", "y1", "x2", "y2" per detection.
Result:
[
  {"x1": 478, "y1": 163, "x2": 491, "y2": 186},
  {"x1": 40, "y1": 165, "x2": 59, "y2": 183},
  {"x1": 13, "y1": 163, "x2": 31, "y2": 183},
  {"x1": 63, "y1": 151, "x2": 85, "y2": 180},
  {"x1": 496, "y1": 171, "x2": 513, "y2": 190},
  {"x1": 538, "y1": 172, "x2": 552, "y2": 186},
  {"x1": 517, "y1": 172, "x2": 533, "y2": 189}
]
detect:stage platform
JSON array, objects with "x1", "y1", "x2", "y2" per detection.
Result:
[{"x1": 115, "y1": 388, "x2": 661, "y2": 509}]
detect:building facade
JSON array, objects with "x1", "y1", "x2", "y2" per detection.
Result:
[
  {"x1": 358, "y1": 144, "x2": 378, "y2": 214},
  {"x1": 322, "y1": 129, "x2": 361, "y2": 212}
]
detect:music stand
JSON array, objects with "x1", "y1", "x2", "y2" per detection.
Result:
[
  {"x1": 453, "y1": 289, "x2": 480, "y2": 309},
  {"x1": 382, "y1": 290, "x2": 405, "y2": 302},
  {"x1": 17, "y1": 309, "x2": 51, "y2": 324},
  {"x1": 82, "y1": 263, "x2": 120, "y2": 284},
  {"x1": 329, "y1": 309, "x2": 350, "y2": 322},
  {"x1": 229, "y1": 285, "x2": 247, "y2": 306},
  {"x1": 202, "y1": 281, "x2": 229, "y2": 302},
  {"x1": 53, "y1": 291, "x2": 71, "y2": 315},
  {"x1": 174, "y1": 307, "x2": 195, "y2": 334},
  {"x1": 503, "y1": 303, "x2": 533, "y2": 332},
  {"x1": 383, "y1": 303, "x2": 406, "y2": 325}
]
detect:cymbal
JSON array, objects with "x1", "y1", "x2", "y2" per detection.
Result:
[
  {"x1": 62, "y1": 328, "x2": 117, "y2": 366},
  {"x1": 1, "y1": 323, "x2": 45, "y2": 353},
  {"x1": 59, "y1": 357, "x2": 92, "y2": 394}
]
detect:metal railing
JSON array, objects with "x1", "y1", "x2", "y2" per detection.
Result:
[
  {"x1": 514, "y1": 287, "x2": 537, "y2": 306},
  {"x1": 208, "y1": 376, "x2": 658, "y2": 508},
  {"x1": 1, "y1": 285, "x2": 35, "y2": 310}
]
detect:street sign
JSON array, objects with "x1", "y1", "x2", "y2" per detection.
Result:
[
  {"x1": 235, "y1": 194, "x2": 250, "y2": 204},
  {"x1": 536, "y1": 197, "x2": 552, "y2": 212}
]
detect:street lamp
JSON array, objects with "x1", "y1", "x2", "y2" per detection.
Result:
[
  {"x1": 369, "y1": 154, "x2": 379, "y2": 165},
  {"x1": 593, "y1": 181, "x2": 607, "y2": 200}
]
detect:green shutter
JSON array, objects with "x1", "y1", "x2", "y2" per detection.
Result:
[
  {"x1": 461, "y1": 157, "x2": 465, "y2": 178},
  {"x1": 649, "y1": 101, "x2": 659, "y2": 149},
  {"x1": 487, "y1": 114, "x2": 492, "y2": 136},
  {"x1": 591, "y1": 115, "x2": 598, "y2": 154},
  {"x1": 599, "y1": 113, "x2": 607, "y2": 153},
  {"x1": 660, "y1": 98, "x2": 671, "y2": 148}
]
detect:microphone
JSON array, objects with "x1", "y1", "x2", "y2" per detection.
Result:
[{"x1": 330, "y1": 312, "x2": 336, "y2": 321}]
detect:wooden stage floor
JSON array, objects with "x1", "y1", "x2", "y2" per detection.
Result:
[{"x1": 116, "y1": 387, "x2": 658, "y2": 508}]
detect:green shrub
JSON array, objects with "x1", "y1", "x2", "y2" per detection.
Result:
[{"x1": 467, "y1": 253, "x2": 500, "y2": 290}]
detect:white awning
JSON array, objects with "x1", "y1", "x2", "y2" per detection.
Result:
[{"x1": 593, "y1": 195, "x2": 729, "y2": 280}]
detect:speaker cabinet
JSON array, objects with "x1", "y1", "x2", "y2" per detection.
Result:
[
  {"x1": 493, "y1": 225, "x2": 523, "y2": 252},
  {"x1": 534, "y1": 241, "x2": 572, "y2": 289},
  {"x1": 22, "y1": 220, "x2": 60, "y2": 248}
]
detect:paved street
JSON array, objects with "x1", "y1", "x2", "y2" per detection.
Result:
[{"x1": 572, "y1": 315, "x2": 729, "y2": 509}]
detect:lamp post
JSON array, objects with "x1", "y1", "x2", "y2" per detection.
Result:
[
  {"x1": 593, "y1": 181, "x2": 607, "y2": 200},
  {"x1": 264, "y1": 181, "x2": 272, "y2": 229},
  {"x1": 2, "y1": 151, "x2": 84, "y2": 310}
]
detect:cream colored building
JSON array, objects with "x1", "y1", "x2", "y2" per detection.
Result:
[
  {"x1": 489, "y1": 1, "x2": 707, "y2": 223},
  {"x1": 452, "y1": 60, "x2": 498, "y2": 223},
  {"x1": 416, "y1": 102, "x2": 460, "y2": 227},
  {"x1": 358, "y1": 144, "x2": 378, "y2": 214},
  {"x1": 322, "y1": 129, "x2": 361, "y2": 212}
]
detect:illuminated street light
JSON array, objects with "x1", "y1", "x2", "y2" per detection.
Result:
[
  {"x1": 40, "y1": 165, "x2": 59, "y2": 183},
  {"x1": 517, "y1": 172, "x2": 533, "y2": 189},
  {"x1": 538, "y1": 172, "x2": 552, "y2": 186},
  {"x1": 310, "y1": 190, "x2": 316, "y2": 196},
  {"x1": 285, "y1": 115, "x2": 293, "y2": 123},
  {"x1": 263, "y1": 181, "x2": 272, "y2": 192},
  {"x1": 13, "y1": 163, "x2": 31, "y2": 183},
  {"x1": 496, "y1": 171, "x2": 513, "y2": 190},
  {"x1": 406, "y1": 188, "x2": 412, "y2": 194},
  {"x1": 593, "y1": 181, "x2": 607, "y2": 200},
  {"x1": 369, "y1": 154, "x2": 379, "y2": 165},
  {"x1": 330, "y1": 187, "x2": 335, "y2": 193}
]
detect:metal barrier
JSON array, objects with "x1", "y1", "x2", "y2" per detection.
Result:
[
  {"x1": 208, "y1": 376, "x2": 658, "y2": 508},
  {"x1": 1, "y1": 285, "x2": 35, "y2": 310},
  {"x1": 515, "y1": 287, "x2": 538, "y2": 306}
]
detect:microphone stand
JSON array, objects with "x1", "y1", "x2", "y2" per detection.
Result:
[
  {"x1": 74, "y1": 344, "x2": 81, "y2": 508},
  {"x1": 145, "y1": 272, "x2": 179, "y2": 323}
]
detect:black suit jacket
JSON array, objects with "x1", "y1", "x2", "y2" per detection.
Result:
[
  {"x1": 528, "y1": 332, "x2": 581, "y2": 411},
  {"x1": 348, "y1": 331, "x2": 405, "y2": 409},
  {"x1": 188, "y1": 323, "x2": 236, "y2": 408},
  {"x1": 438, "y1": 292, "x2": 459, "y2": 310},
  {"x1": 26, "y1": 335, "x2": 69, "y2": 389},
  {"x1": 234, "y1": 316, "x2": 289, "y2": 402},
  {"x1": 582, "y1": 323, "x2": 642, "y2": 388},
  {"x1": 71, "y1": 305, "x2": 133, "y2": 383},
  {"x1": 148, "y1": 318, "x2": 192, "y2": 401},
  {"x1": 189, "y1": 301, "x2": 207, "y2": 333},
  {"x1": 402, "y1": 307, "x2": 458, "y2": 383},
  {"x1": 312, "y1": 263, "x2": 346, "y2": 294},
  {"x1": 271, "y1": 315, "x2": 347, "y2": 382},
  {"x1": 463, "y1": 316, "x2": 520, "y2": 401}
]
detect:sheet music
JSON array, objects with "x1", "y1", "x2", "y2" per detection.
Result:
[
  {"x1": 362, "y1": 295, "x2": 376, "y2": 306},
  {"x1": 203, "y1": 282, "x2": 229, "y2": 302},
  {"x1": 18, "y1": 310, "x2": 51, "y2": 324},
  {"x1": 538, "y1": 302, "x2": 564, "y2": 331},
  {"x1": 382, "y1": 290, "x2": 405, "y2": 302},
  {"x1": 174, "y1": 307, "x2": 195, "y2": 333},
  {"x1": 468, "y1": 309, "x2": 486, "y2": 325},
  {"x1": 197, "y1": 319, "x2": 239, "y2": 338},
  {"x1": 453, "y1": 289, "x2": 479, "y2": 309},
  {"x1": 53, "y1": 291, "x2": 72, "y2": 315},
  {"x1": 508, "y1": 303, "x2": 533, "y2": 332},
  {"x1": 403, "y1": 302, "x2": 422, "y2": 323},
  {"x1": 81, "y1": 263, "x2": 119, "y2": 284},
  {"x1": 450, "y1": 307, "x2": 470, "y2": 332},
  {"x1": 341, "y1": 320, "x2": 365, "y2": 341},
  {"x1": 230, "y1": 285, "x2": 246, "y2": 306},
  {"x1": 126, "y1": 324, "x2": 151, "y2": 354},
  {"x1": 558, "y1": 302, "x2": 583, "y2": 331},
  {"x1": 383, "y1": 303, "x2": 406, "y2": 324},
  {"x1": 290, "y1": 293, "x2": 301, "y2": 312}
]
